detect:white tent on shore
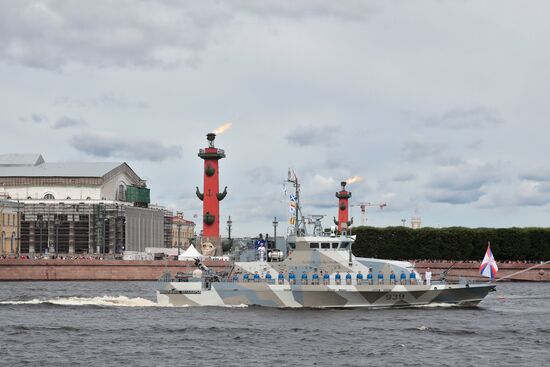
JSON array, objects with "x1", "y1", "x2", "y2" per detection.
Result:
[{"x1": 178, "y1": 245, "x2": 203, "y2": 260}]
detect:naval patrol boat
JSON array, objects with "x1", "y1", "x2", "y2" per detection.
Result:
[{"x1": 157, "y1": 175, "x2": 495, "y2": 308}]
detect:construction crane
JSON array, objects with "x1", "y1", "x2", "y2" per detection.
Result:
[{"x1": 351, "y1": 202, "x2": 387, "y2": 226}]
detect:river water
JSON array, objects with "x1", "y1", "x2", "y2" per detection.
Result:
[{"x1": 0, "y1": 281, "x2": 548, "y2": 367}]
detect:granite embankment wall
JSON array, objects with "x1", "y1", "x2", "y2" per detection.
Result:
[
  {"x1": 0, "y1": 259, "x2": 549, "y2": 281},
  {"x1": 0, "y1": 259, "x2": 233, "y2": 281},
  {"x1": 413, "y1": 261, "x2": 550, "y2": 282}
]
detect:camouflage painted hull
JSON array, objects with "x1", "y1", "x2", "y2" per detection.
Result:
[{"x1": 157, "y1": 282, "x2": 495, "y2": 308}]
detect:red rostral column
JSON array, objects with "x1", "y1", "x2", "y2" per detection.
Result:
[
  {"x1": 196, "y1": 133, "x2": 227, "y2": 255},
  {"x1": 334, "y1": 181, "x2": 353, "y2": 233}
]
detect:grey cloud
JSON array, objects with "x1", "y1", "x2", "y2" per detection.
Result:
[
  {"x1": 243, "y1": 166, "x2": 276, "y2": 185},
  {"x1": 480, "y1": 169, "x2": 550, "y2": 208},
  {"x1": 426, "y1": 106, "x2": 503, "y2": 129},
  {"x1": 95, "y1": 93, "x2": 149, "y2": 109},
  {"x1": 514, "y1": 196, "x2": 548, "y2": 206},
  {"x1": 285, "y1": 125, "x2": 339, "y2": 147},
  {"x1": 19, "y1": 113, "x2": 48, "y2": 123},
  {"x1": 429, "y1": 170, "x2": 497, "y2": 191},
  {"x1": 519, "y1": 168, "x2": 550, "y2": 182},
  {"x1": 0, "y1": 2, "x2": 229, "y2": 69},
  {"x1": 535, "y1": 182, "x2": 550, "y2": 193},
  {"x1": 426, "y1": 189, "x2": 484, "y2": 205},
  {"x1": 467, "y1": 139, "x2": 484, "y2": 150},
  {"x1": 477, "y1": 180, "x2": 550, "y2": 209},
  {"x1": 55, "y1": 93, "x2": 149, "y2": 109},
  {"x1": 513, "y1": 181, "x2": 550, "y2": 207},
  {"x1": 53, "y1": 116, "x2": 87, "y2": 129},
  {"x1": 425, "y1": 160, "x2": 500, "y2": 204},
  {"x1": 0, "y1": 1, "x2": 374, "y2": 70},
  {"x1": 231, "y1": 0, "x2": 376, "y2": 20},
  {"x1": 303, "y1": 198, "x2": 337, "y2": 210},
  {"x1": 70, "y1": 131, "x2": 182, "y2": 161},
  {"x1": 393, "y1": 172, "x2": 416, "y2": 182},
  {"x1": 402, "y1": 135, "x2": 445, "y2": 161}
]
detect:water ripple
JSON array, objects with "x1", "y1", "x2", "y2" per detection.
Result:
[{"x1": 0, "y1": 281, "x2": 548, "y2": 367}]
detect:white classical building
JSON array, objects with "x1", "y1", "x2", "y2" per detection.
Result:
[
  {"x1": 0, "y1": 153, "x2": 143, "y2": 201},
  {"x1": 0, "y1": 154, "x2": 167, "y2": 255}
]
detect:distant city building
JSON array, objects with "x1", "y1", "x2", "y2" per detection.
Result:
[
  {"x1": 0, "y1": 154, "x2": 166, "y2": 255},
  {"x1": 0, "y1": 199, "x2": 22, "y2": 256},
  {"x1": 411, "y1": 215, "x2": 422, "y2": 229},
  {"x1": 0, "y1": 153, "x2": 146, "y2": 201},
  {"x1": 169, "y1": 212, "x2": 195, "y2": 249}
]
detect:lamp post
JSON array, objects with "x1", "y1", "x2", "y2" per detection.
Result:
[
  {"x1": 38, "y1": 221, "x2": 43, "y2": 255},
  {"x1": 227, "y1": 216, "x2": 232, "y2": 240},
  {"x1": 16, "y1": 199, "x2": 20, "y2": 258},
  {"x1": 47, "y1": 205, "x2": 52, "y2": 255},
  {"x1": 54, "y1": 216, "x2": 60, "y2": 257},
  {"x1": 102, "y1": 218, "x2": 108, "y2": 256},
  {"x1": 177, "y1": 222, "x2": 182, "y2": 257},
  {"x1": 272, "y1": 216, "x2": 278, "y2": 247}
]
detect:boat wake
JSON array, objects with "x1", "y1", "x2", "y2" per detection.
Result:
[
  {"x1": 0, "y1": 296, "x2": 165, "y2": 308},
  {"x1": 0, "y1": 296, "x2": 250, "y2": 308},
  {"x1": 410, "y1": 302, "x2": 461, "y2": 308},
  {"x1": 497, "y1": 295, "x2": 550, "y2": 300}
]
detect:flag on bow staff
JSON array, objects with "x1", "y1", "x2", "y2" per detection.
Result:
[{"x1": 479, "y1": 242, "x2": 498, "y2": 281}]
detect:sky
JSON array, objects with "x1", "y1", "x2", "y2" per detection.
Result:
[{"x1": 1, "y1": 0, "x2": 550, "y2": 236}]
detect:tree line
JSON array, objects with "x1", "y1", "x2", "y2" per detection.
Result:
[{"x1": 351, "y1": 226, "x2": 550, "y2": 261}]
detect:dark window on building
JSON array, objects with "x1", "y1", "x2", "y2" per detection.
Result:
[
  {"x1": 44, "y1": 193, "x2": 55, "y2": 200},
  {"x1": 117, "y1": 184, "x2": 125, "y2": 201}
]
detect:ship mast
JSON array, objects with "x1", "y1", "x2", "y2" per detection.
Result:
[{"x1": 287, "y1": 169, "x2": 305, "y2": 236}]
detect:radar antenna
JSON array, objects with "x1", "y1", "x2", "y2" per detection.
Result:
[{"x1": 304, "y1": 214, "x2": 325, "y2": 236}]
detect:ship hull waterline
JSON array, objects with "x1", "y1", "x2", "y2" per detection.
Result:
[{"x1": 157, "y1": 283, "x2": 495, "y2": 308}]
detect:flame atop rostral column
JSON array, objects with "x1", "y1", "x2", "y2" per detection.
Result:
[
  {"x1": 213, "y1": 122, "x2": 232, "y2": 135},
  {"x1": 345, "y1": 175, "x2": 362, "y2": 185}
]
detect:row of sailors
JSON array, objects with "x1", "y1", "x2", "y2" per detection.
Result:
[{"x1": 231, "y1": 270, "x2": 419, "y2": 285}]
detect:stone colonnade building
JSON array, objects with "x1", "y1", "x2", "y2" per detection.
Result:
[{"x1": 0, "y1": 154, "x2": 166, "y2": 255}]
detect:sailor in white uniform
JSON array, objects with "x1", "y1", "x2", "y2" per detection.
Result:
[
  {"x1": 259, "y1": 244, "x2": 266, "y2": 263},
  {"x1": 425, "y1": 268, "x2": 432, "y2": 285}
]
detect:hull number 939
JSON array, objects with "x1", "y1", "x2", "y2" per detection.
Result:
[{"x1": 385, "y1": 293, "x2": 405, "y2": 301}]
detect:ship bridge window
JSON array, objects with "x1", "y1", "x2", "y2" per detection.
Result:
[
  {"x1": 341, "y1": 242, "x2": 350, "y2": 249},
  {"x1": 288, "y1": 242, "x2": 296, "y2": 250},
  {"x1": 321, "y1": 243, "x2": 330, "y2": 249},
  {"x1": 332, "y1": 243, "x2": 339, "y2": 249},
  {"x1": 309, "y1": 243, "x2": 319, "y2": 249}
]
